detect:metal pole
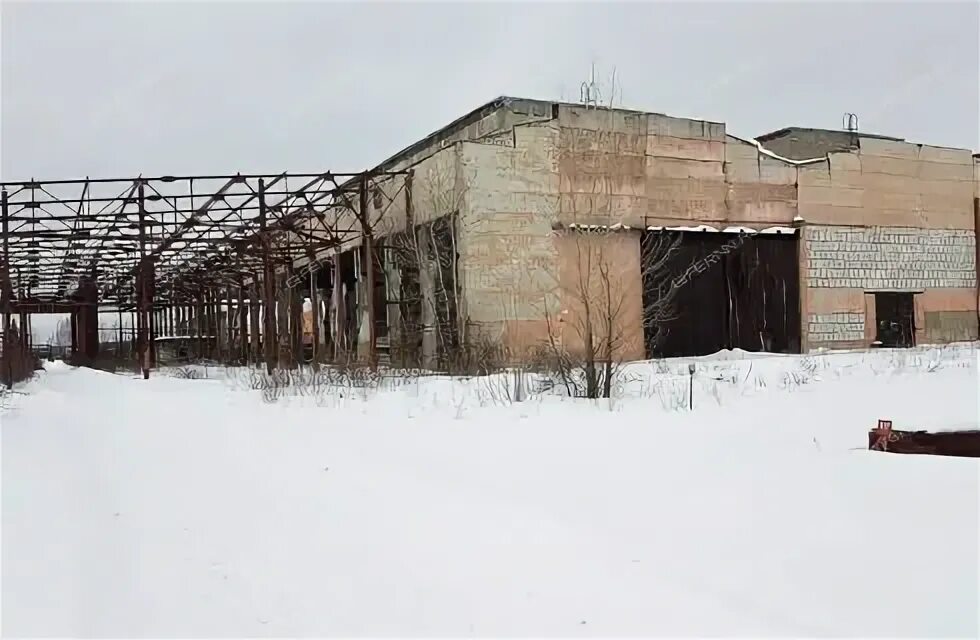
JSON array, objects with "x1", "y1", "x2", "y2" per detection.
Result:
[
  {"x1": 360, "y1": 174, "x2": 376, "y2": 368},
  {"x1": 259, "y1": 178, "x2": 277, "y2": 374},
  {"x1": 974, "y1": 197, "x2": 979, "y2": 338},
  {"x1": 1, "y1": 189, "x2": 11, "y2": 388},
  {"x1": 688, "y1": 363, "x2": 696, "y2": 411},
  {"x1": 137, "y1": 180, "x2": 150, "y2": 379},
  {"x1": 239, "y1": 281, "x2": 248, "y2": 364},
  {"x1": 309, "y1": 270, "x2": 320, "y2": 371}
]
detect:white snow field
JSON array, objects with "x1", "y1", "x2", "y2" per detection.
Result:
[{"x1": 2, "y1": 345, "x2": 978, "y2": 637}]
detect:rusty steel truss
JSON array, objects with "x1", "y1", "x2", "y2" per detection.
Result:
[{"x1": 0, "y1": 170, "x2": 409, "y2": 385}]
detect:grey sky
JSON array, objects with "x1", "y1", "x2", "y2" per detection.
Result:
[{"x1": 1, "y1": 1, "x2": 977, "y2": 183}]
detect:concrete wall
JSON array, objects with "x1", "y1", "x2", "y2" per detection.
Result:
[
  {"x1": 554, "y1": 230, "x2": 645, "y2": 361},
  {"x1": 453, "y1": 103, "x2": 805, "y2": 357},
  {"x1": 553, "y1": 105, "x2": 799, "y2": 230},
  {"x1": 798, "y1": 137, "x2": 978, "y2": 349},
  {"x1": 459, "y1": 123, "x2": 561, "y2": 353}
]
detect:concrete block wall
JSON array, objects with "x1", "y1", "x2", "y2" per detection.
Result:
[
  {"x1": 458, "y1": 123, "x2": 562, "y2": 352},
  {"x1": 803, "y1": 224, "x2": 978, "y2": 349},
  {"x1": 807, "y1": 312, "x2": 865, "y2": 344},
  {"x1": 805, "y1": 226, "x2": 976, "y2": 290},
  {"x1": 798, "y1": 136, "x2": 978, "y2": 351}
]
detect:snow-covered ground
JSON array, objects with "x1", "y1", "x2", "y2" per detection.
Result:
[{"x1": 2, "y1": 345, "x2": 978, "y2": 636}]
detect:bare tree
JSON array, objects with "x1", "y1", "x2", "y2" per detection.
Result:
[
  {"x1": 48, "y1": 316, "x2": 72, "y2": 348},
  {"x1": 539, "y1": 225, "x2": 684, "y2": 398},
  {"x1": 379, "y1": 153, "x2": 476, "y2": 372}
]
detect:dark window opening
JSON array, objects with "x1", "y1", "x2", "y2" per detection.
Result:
[{"x1": 875, "y1": 292, "x2": 915, "y2": 348}]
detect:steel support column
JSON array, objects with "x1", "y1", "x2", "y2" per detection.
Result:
[{"x1": 1, "y1": 189, "x2": 12, "y2": 388}]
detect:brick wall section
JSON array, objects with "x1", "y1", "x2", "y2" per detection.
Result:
[
  {"x1": 805, "y1": 225, "x2": 976, "y2": 290},
  {"x1": 804, "y1": 225, "x2": 977, "y2": 349},
  {"x1": 807, "y1": 312, "x2": 865, "y2": 344}
]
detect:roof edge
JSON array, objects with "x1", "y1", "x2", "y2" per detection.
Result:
[
  {"x1": 726, "y1": 133, "x2": 827, "y2": 166},
  {"x1": 373, "y1": 95, "x2": 515, "y2": 173},
  {"x1": 756, "y1": 126, "x2": 905, "y2": 143}
]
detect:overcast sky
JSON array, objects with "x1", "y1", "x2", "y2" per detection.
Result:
[{"x1": 1, "y1": 1, "x2": 977, "y2": 182}]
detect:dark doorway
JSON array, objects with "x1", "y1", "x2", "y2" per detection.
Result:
[
  {"x1": 874, "y1": 292, "x2": 916, "y2": 348},
  {"x1": 642, "y1": 230, "x2": 801, "y2": 358}
]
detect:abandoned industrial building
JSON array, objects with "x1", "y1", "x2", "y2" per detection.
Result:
[
  {"x1": 1, "y1": 95, "x2": 979, "y2": 382},
  {"x1": 289, "y1": 96, "x2": 980, "y2": 364}
]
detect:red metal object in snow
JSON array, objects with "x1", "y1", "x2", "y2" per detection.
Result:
[
  {"x1": 868, "y1": 419, "x2": 980, "y2": 458},
  {"x1": 872, "y1": 419, "x2": 893, "y2": 451}
]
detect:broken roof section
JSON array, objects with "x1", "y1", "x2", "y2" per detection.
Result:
[{"x1": 753, "y1": 126, "x2": 904, "y2": 162}]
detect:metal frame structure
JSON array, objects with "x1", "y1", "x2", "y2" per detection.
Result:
[{"x1": 0, "y1": 170, "x2": 408, "y2": 386}]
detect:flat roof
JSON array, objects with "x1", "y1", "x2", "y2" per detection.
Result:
[{"x1": 755, "y1": 126, "x2": 905, "y2": 143}]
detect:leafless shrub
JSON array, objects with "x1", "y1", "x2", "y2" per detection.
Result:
[
  {"x1": 653, "y1": 379, "x2": 689, "y2": 411},
  {"x1": 224, "y1": 358, "x2": 432, "y2": 404},
  {"x1": 780, "y1": 368, "x2": 813, "y2": 390},
  {"x1": 653, "y1": 359, "x2": 671, "y2": 375},
  {"x1": 170, "y1": 366, "x2": 203, "y2": 380}
]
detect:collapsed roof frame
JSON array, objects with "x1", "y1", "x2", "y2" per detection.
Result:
[
  {"x1": 0, "y1": 170, "x2": 408, "y2": 312},
  {"x1": 0, "y1": 170, "x2": 410, "y2": 381}
]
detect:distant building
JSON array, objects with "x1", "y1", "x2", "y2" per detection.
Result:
[{"x1": 296, "y1": 97, "x2": 979, "y2": 366}]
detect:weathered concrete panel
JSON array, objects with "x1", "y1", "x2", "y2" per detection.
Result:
[
  {"x1": 559, "y1": 127, "x2": 646, "y2": 156},
  {"x1": 727, "y1": 183, "x2": 797, "y2": 223},
  {"x1": 559, "y1": 149, "x2": 646, "y2": 198},
  {"x1": 916, "y1": 144, "x2": 975, "y2": 165},
  {"x1": 648, "y1": 157, "x2": 726, "y2": 180},
  {"x1": 975, "y1": 157, "x2": 980, "y2": 198},
  {"x1": 458, "y1": 127, "x2": 561, "y2": 335},
  {"x1": 759, "y1": 157, "x2": 797, "y2": 185},
  {"x1": 558, "y1": 106, "x2": 648, "y2": 135},
  {"x1": 646, "y1": 135, "x2": 725, "y2": 162},
  {"x1": 923, "y1": 310, "x2": 978, "y2": 342},
  {"x1": 799, "y1": 141, "x2": 977, "y2": 230},
  {"x1": 555, "y1": 231, "x2": 645, "y2": 361},
  {"x1": 858, "y1": 137, "x2": 920, "y2": 160},
  {"x1": 561, "y1": 193, "x2": 647, "y2": 224},
  {"x1": 648, "y1": 114, "x2": 725, "y2": 141},
  {"x1": 645, "y1": 177, "x2": 728, "y2": 220}
]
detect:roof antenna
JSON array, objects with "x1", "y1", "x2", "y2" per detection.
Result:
[
  {"x1": 580, "y1": 62, "x2": 601, "y2": 110},
  {"x1": 843, "y1": 112, "x2": 859, "y2": 133}
]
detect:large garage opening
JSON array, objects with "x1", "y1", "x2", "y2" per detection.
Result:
[{"x1": 642, "y1": 230, "x2": 801, "y2": 358}]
